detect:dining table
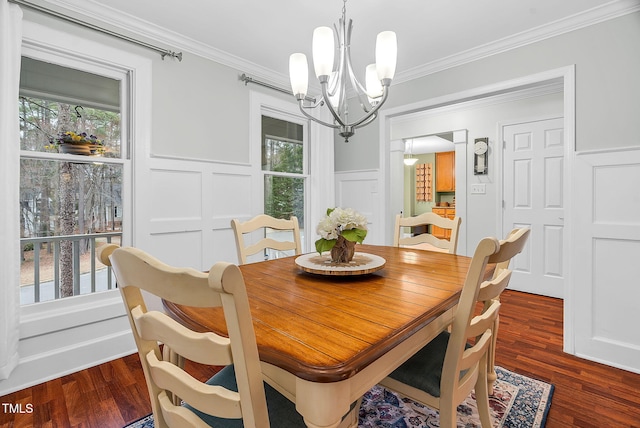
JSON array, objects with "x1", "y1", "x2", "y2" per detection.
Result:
[{"x1": 163, "y1": 244, "x2": 475, "y2": 428}]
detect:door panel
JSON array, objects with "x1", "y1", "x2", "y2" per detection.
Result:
[{"x1": 503, "y1": 117, "x2": 564, "y2": 298}]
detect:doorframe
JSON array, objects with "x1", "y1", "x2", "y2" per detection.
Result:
[{"x1": 378, "y1": 64, "x2": 576, "y2": 354}]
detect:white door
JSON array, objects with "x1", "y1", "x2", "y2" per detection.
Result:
[{"x1": 502, "y1": 117, "x2": 564, "y2": 298}]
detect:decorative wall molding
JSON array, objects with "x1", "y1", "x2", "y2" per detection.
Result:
[
  {"x1": 37, "y1": 0, "x2": 640, "y2": 88},
  {"x1": 0, "y1": 17, "x2": 149, "y2": 396},
  {"x1": 572, "y1": 147, "x2": 640, "y2": 374},
  {"x1": 395, "y1": 0, "x2": 640, "y2": 85},
  {"x1": 335, "y1": 170, "x2": 382, "y2": 245}
]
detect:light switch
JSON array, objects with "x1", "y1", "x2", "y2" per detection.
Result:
[{"x1": 471, "y1": 184, "x2": 486, "y2": 194}]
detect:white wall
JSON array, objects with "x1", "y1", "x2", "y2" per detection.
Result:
[
  {"x1": 335, "y1": 11, "x2": 640, "y2": 171},
  {"x1": 391, "y1": 90, "x2": 564, "y2": 255},
  {"x1": 334, "y1": 12, "x2": 640, "y2": 250},
  {"x1": 1, "y1": 7, "x2": 333, "y2": 395},
  {"x1": 572, "y1": 147, "x2": 640, "y2": 373},
  {"x1": 3, "y1": 5, "x2": 639, "y2": 395},
  {"x1": 333, "y1": 11, "x2": 640, "y2": 374},
  {"x1": 0, "y1": 13, "x2": 149, "y2": 395}
]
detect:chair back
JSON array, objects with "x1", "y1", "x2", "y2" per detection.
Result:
[
  {"x1": 478, "y1": 227, "x2": 531, "y2": 303},
  {"x1": 97, "y1": 244, "x2": 271, "y2": 428},
  {"x1": 440, "y1": 236, "x2": 502, "y2": 408},
  {"x1": 231, "y1": 214, "x2": 302, "y2": 264},
  {"x1": 393, "y1": 212, "x2": 462, "y2": 254}
]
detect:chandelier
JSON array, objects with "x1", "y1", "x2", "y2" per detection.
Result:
[{"x1": 289, "y1": 0, "x2": 397, "y2": 142}]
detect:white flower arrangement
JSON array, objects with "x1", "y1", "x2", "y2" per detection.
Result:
[{"x1": 315, "y1": 207, "x2": 368, "y2": 254}]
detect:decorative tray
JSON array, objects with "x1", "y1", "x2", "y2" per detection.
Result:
[{"x1": 295, "y1": 252, "x2": 386, "y2": 276}]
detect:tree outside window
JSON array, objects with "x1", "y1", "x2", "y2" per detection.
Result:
[
  {"x1": 19, "y1": 96, "x2": 123, "y2": 302},
  {"x1": 261, "y1": 116, "x2": 307, "y2": 254}
]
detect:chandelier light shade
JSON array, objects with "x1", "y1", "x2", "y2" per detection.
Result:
[
  {"x1": 375, "y1": 31, "x2": 397, "y2": 81},
  {"x1": 289, "y1": 0, "x2": 397, "y2": 142},
  {"x1": 289, "y1": 53, "x2": 309, "y2": 98},
  {"x1": 312, "y1": 27, "x2": 334, "y2": 78}
]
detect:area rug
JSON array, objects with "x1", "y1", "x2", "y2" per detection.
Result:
[{"x1": 124, "y1": 366, "x2": 553, "y2": 428}]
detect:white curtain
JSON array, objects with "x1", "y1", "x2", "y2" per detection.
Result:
[{"x1": 0, "y1": 0, "x2": 22, "y2": 380}]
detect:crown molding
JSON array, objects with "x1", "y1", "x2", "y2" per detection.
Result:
[
  {"x1": 394, "y1": 0, "x2": 640, "y2": 85},
  {"x1": 37, "y1": 0, "x2": 287, "y2": 86},
  {"x1": 35, "y1": 0, "x2": 640, "y2": 89}
]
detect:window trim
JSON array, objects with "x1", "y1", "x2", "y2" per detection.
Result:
[
  {"x1": 249, "y1": 91, "x2": 336, "y2": 255},
  {"x1": 0, "y1": 16, "x2": 153, "y2": 396},
  {"x1": 18, "y1": 58, "x2": 130, "y2": 305},
  {"x1": 13, "y1": 19, "x2": 154, "y2": 309}
]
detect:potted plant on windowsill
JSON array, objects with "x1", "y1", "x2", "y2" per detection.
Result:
[{"x1": 47, "y1": 131, "x2": 105, "y2": 156}]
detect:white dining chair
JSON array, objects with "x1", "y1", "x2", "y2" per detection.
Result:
[
  {"x1": 97, "y1": 244, "x2": 307, "y2": 427},
  {"x1": 393, "y1": 212, "x2": 462, "y2": 254},
  {"x1": 479, "y1": 227, "x2": 530, "y2": 393},
  {"x1": 379, "y1": 235, "x2": 505, "y2": 428},
  {"x1": 231, "y1": 214, "x2": 302, "y2": 264}
]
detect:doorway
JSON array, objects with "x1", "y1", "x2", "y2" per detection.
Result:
[
  {"x1": 401, "y1": 131, "x2": 458, "y2": 247},
  {"x1": 402, "y1": 133, "x2": 456, "y2": 221},
  {"x1": 380, "y1": 66, "x2": 575, "y2": 352}
]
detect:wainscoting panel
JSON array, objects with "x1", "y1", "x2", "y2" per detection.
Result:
[
  {"x1": 149, "y1": 168, "x2": 203, "y2": 235},
  {"x1": 572, "y1": 147, "x2": 640, "y2": 374},
  {"x1": 208, "y1": 171, "x2": 254, "y2": 265},
  {"x1": 208, "y1": 229, "x2": 239, "y2": 265},
  {"x1": 147, "y1": 231, "x2": 203, "y2": 270},
  {"x1": 335, "y1": 170, "x2": 381, "y2": 244},
  {"x1": 210, "y1": 172, "x2": 253, "y2": 230}
]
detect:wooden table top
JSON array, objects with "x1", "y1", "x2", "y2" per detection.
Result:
[{"x1": 163, "y1": 244, "x2": 472, "y2": 383}]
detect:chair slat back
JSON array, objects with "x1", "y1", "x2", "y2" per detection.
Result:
[
  {"x1": 479, "y1": 227, "x2": 531, "y2": 302},
  {"x1": 393, "y1": 212, "x2": 462, "y2": 254},
  {"x1": 441, "y1": 237, "x2": 500, "y2": 404},
  {"x1": 487, "y1": 227, "x2": 531, "y2": 266},
  {"x1": 231, "y1": 214, "x2": 302, "y2": 264},
  {"x1": 98, "y1": 244, "x2": 271, "y2": 428}
]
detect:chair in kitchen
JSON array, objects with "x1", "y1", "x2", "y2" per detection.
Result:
[
  {"x1": 378, "y1": 235, "x2": 505, "y2": 428},
  {"x1": 97, "y1": 243, "x2": 308, "y2": 428},
  {"x1": 479, "y1": 227, "x2": 530, "y2": 394},
  {"x1": 393, "y1": 212, "x2": 462, "y2": 254},
  {"x1": 231, "y1": 214, "x2": 302, "y2": 264}
]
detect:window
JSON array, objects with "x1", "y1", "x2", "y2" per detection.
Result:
[
  {"x1": 19, "y1": 57, "x2": 127, "y2": 305},
  {"x1": 261, "y1": 115, "x2": 307, "y2": 256}
]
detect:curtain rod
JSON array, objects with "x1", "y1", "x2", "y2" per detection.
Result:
[
  {"x1": 9, "y1": 0, "x2": 183, "y2": 61},
  {"x1": 240, "y1": 73, "x2": 316, "y2": 103}
]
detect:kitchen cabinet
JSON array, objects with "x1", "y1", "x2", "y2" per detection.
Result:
[
  {"x1": 436, "y1": 151, "x2": 455, "y2": 192},
  {"x1": 431, "y1": 207, "x2": 456, "y2": 239}
]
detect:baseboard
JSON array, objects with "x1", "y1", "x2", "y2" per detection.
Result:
[{"x1": 0, "y1": 330, "x2": 136, "y2": 396}]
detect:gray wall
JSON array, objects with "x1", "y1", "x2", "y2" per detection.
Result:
[
  {"x1": 393, "y1": 92, "x2": 563, "y2": 253},
  {"x1": 335, "y1": 11, "x2": 640, "y2": 171},
  {"x1": 23, "y1": 8, "x2": 292, "y2": 165}
]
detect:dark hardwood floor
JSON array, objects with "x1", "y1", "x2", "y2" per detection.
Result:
[{"x1": 1, "y1": 289, "x2": 639, "y2": 427}]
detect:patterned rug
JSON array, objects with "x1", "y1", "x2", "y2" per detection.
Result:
[{"x1": 124, "y1": 366, "x2": 553, "y2": 428}]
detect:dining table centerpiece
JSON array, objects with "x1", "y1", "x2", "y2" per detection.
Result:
[{"x1": 315, "y1": 207, "x2": 368, "y2": 263}]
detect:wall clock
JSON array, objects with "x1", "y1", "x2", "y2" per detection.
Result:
[{"x1": 474, "y1": 137, "x2": 488, "y2": 175}]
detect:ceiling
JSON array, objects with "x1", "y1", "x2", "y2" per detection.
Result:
[
  {"x1": 409, "y1": 134, "x2": 455, "y2": 155},
  {"x1": 40, "y1": 0, "x2": 633, "y2": 88}
]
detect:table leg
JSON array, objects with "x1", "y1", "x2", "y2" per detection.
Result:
[{"x1": 295, "y1": 378, "x2": 353, "y2": 428}]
